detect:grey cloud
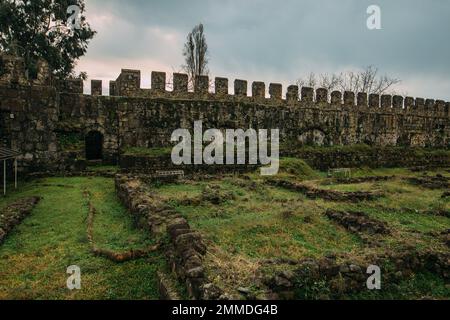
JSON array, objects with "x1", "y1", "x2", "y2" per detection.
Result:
[{"x1": 82, "y1": 0, "x2": 450, "y2": 99}]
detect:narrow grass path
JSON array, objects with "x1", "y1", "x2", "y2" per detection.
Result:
[{"x1": 0, "y1": 177, "x2": 163, "y2": 300}]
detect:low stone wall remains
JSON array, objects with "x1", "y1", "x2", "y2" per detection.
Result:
[
  {"x1": 0, "y1": 197, "x2": 41, "y2": 244},
  {"x1": 115, "y1": 174, "x2": 220, "y2": 299}
]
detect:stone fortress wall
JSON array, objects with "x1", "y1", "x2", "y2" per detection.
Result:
[{"x1": 0, "y1": 53, "x2": 449, "y2": 172}]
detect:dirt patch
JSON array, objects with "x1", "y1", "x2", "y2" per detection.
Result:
[
  {"x1": 0, "y1": 197, "x2": 41, "y2": 244},
  {"x1": 267, "y1": 178, "x2": 383, "y2": 202},
  {"x1": 325, "y1": 210, "x2": 390, "y2": 235}
]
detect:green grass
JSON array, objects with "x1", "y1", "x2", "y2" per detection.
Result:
[
  {"x1": 1, "y1": 162, "x2": 449, "y2": 300},
  {"x1": 86, "y1": 165, "x2": 119, "y2": 173},
  {"x1": 290, "y1": 270, "x2": 450, "y2": 300},
  {"x1": 122, "y1": 147, "x2": 172, "y2": 157},
  {"x1": 156, "y1": 179, "x2": 363, "y2": 261},
  {"x1": 278, "y1": 158, "x2": 321, "y2": 179},
  {"x1": 154, "y1": 167, "x2": 450, "y2": 261},
  {"x1": 297, "y1": 143, "x2": 373, "y2": 153},
  {"x1": 152, "y1": 164, "x2": 449, "y2": 299},
  {"x1": 0, "y1": 177, "x2": 164, "y2": 300},
  {"x1": 348, "y1": 166, "x2": 450, "y2": 179},
  {"x1": 349, "y1": 271, "x2": 450, "y2": 300},
  {"x1": 281, "y1": 143, "x2": 450, "y2": 157},
  {"x1": 319, "y1": 182, "x2": 376, "y2": 192},
  {"x1": 315, "y1": 176, "x2": 449, "y2": 252}
]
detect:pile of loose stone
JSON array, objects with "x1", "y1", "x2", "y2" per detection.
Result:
[
  {"x1": 440, "y1": 229, "x2": 450, "y2": 247},
  {"x1": 264, "y1": 248, "x2": 450, "y2": 299},
  {"x1": 267, "y1": 179, "x2": 383, "y2": 201},
  {"x1": 407, "y1": 174, "x2": 450, "y2": 189},
  {"x1": 0, "y1": 197, "x2": 41, "y2": 244},
  {"x1": 325, "y1": 210, "x2": 390, "y2": 235}
]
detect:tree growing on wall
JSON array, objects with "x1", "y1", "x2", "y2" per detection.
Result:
[
  {"x1": 182, "y1": 23, "x2": 209, "y2": 91},
  {"x1": 0, "y1": 0, "x2": 95, "y2": 79},
  {"x1": 297, "y1": 66, "x2": 401, "y2": 95}
]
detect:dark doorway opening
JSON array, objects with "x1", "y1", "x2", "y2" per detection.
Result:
[{"x1": 85, "y1": 131, "x2": 103, "y2": 160}]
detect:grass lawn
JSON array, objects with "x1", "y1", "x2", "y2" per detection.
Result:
[
  {"x1": 0, "y1": 159, "x2": 448, "y2": 300},
  {"x1": 122, "y1": 147, "x2": 172, "y2": 157},
  {"x1": 155, "y1": 168, "x2": 449, "y2": 261},
  {"x1": 0, "y1": 177, "x2": 164, "y2": 300},
  {"x1": 151, "y1": 162, "x2": 450, "y2": 299},
  {"x1": 159, "y1": 180, "x2": 363, "y2": 261}
]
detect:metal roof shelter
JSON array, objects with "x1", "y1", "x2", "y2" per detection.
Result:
[{"x1": 0, "y1": 147, "x2": 20, "y2": 195}]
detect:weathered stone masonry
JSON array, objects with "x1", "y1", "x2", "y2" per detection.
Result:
[
  {"x1": 115, "y1": 174, "x2": 211, "y2": 299},
  {"x1": 0, "y1": 54, "x2": 449, "y2": 172}
]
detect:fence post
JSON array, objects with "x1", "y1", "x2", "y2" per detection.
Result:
[
  {"x1": 3, "y1": 159, "x2": 6, "y2": 195},
  {"x1": 15, "y1": 158, "x2": 17, "y2": 189}
]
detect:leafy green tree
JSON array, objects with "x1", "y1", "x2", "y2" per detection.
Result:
[{"x1": 0, "y1": 0, "x2": 95, "y2": 78}]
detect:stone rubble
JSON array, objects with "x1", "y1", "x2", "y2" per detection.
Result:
[
  {"x1": 407, "y1": 174, "x2": 450, "y2": 189},
  {"x1": 265, "y1": 248, "x2": 450, "y2": 299},
  {"x1": 0, "y1": 196, "x2": 41, "y2": 244},
  {"x1": 325, "y1": 209, "x2": 390, "y2": 235},
  {"x1": 267, "y1": 178, "x2": 383, "y2": 202}
]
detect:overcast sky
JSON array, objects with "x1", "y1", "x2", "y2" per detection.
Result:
[{"x1": 76, "y1": 0, "x2": 450, "y2": 100}]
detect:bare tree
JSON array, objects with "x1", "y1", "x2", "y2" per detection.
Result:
[
  {"x1": 182, "y1": 23, "x2": 209, "y2": 91},
  {"x1": 296, "y1": 66, "x2": 401, "y2": 95}
]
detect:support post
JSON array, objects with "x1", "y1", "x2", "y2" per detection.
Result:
[
  {"x1": 3, "y1": 159, "x2": 6, "y2": 196},
  {"x1": 15, "y1": 158, "x2": 17, "y2": 189}
]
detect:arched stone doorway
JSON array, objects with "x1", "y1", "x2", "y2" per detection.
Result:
[{"x1": 85, "y1": 131, "x2": 103, "y2": 160}]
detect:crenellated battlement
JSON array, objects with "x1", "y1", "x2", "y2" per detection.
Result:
[
  {"x1": 1, "y1": 52, "x2": 448, "y2": 118},
  {"x1": 0, "y1": 54, "x2": 52, "y2": 86},
  {"x1": 0, "y1": 54, "x2": 449, "y2": 171},
  {"x1": 58, "y1": 68, "x2": 449, "y2": 118}
]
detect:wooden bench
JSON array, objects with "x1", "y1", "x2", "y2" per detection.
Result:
[
  {"x1": 327, "y1": 168, "x2": 351, "y2": 178},
  {"x1": 154, "y1": 170, "x2": 185, "y2": 179}
]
